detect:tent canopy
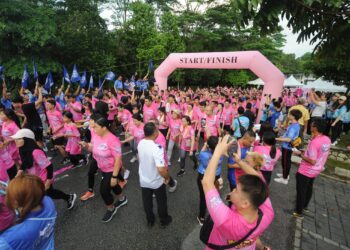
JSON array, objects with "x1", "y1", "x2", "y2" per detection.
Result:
[
  {"x1": 304, "y1": 78, "x2": 347, "y2": 93},
  {"x1": 248, "y1": 75, "x2": 303, "y2": 87}
]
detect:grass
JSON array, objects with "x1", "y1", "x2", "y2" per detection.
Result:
[
  {"x1": 324, "y1": 158, "x2": 350, "y2": 180},
  {"x1": 337, "y1": 133, "x2": 350, "y2": 148}
]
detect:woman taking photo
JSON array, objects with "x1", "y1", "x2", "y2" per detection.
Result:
[
  {"x1": 11, "y1": 129, "x2": 77, "y2": 209},
  {"x1": 254, "y1": 131, "x2": 281, "y2": 185},
  {"x1": 0, "y1": 174, "x2": 57, "y2": 249},
  {"x1": 331, "y1": 96, "x2": 349, "y2": 145},
  {"x1": 178, "y1": 116, "x2": 197, "y2": 177},
  {"x1": 80, "y1": 117, "x2": 128, "y2": 223}
]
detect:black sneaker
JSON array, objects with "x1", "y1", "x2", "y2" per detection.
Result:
[
  {"x1": 160, "y1": 216, "x2": 172, "y2": 228},
  {"x1": 147, "y1": 220, "x2": 155, "y2": 228},
  {"x1": 114, "y1": 196, "x2": 128, "y2": 209},
  {"x1": 177, "y1": 169, "x2": 186, "y2": 177},
  {"x1": 67, "y1": 193, "x2": 77, "y2": 210},
  {"x1": 102, "y1": 207, "x2": 117, "y2": 223}
]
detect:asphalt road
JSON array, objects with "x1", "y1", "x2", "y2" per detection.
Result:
[{"x1": 52, "y1": 144, "x2": 296, "y2": 250}]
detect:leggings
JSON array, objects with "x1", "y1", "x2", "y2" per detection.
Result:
[
  {"x1": 46, "y1": 185, "x2": 70, "y2": 201},
  {"x1": 167, "y1": 139, "x2": 176, "y2": 163},
  {"x1": 88, "y1": 156, "x2": 98, "y2": 191},
  {"x1": 261, "y1": 170, "x2": 272, "y2": 185},
  {"x1": 281, "y1": 147, "x2": 292, "y2": 179},
  {"x1": 179, "y1": 149, "x2": 197, "y2": 170},
  {"x1": 295, "y1": 172, "x2": 315, "y2": 214},
  {"x1": 6, "y1": 165, "x2": 17, "y2": 180},
  {"x1": 100, "y1": 172, "x2": 122, "y2": 206},
  {"x1": 159, "y1": 128, "x2": 168, "y2": 138},
  {"x1": 331, "y1": 121, "x2": 343, "y2": 142}
]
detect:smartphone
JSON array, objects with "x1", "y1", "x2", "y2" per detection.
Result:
[
  {"x1": 201, "y1": 118, "x2": 206, "y2": 128},
  {"x1": 228, "y1": 136, "x2": 238, "y2": 156}
]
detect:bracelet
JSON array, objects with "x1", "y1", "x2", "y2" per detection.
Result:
[{"x1": 111, "y1": 175, "x2": 118, "y2": 179}]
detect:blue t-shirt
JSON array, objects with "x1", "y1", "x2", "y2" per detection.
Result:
[
  {"x1": 270, "y1": 110, "x2": 281, "y2": 128},
  {"x1": 114, "y1": 80, "x2": 124, "y2": 90},
  {"x1": 227, "y1": 146, "x2": 249, "y2": 185},
  {"x1": 0, "y1": 196, "x2": 57, "y2": 250},
  {"x1": 55, "y1": 93, "x2": 66, "y2": 110},
  {"x1": 197, "y1": 150, "x2": 222, "y2": 176},
  {"x1": 342, "y1": 110, "x2": 350, "y2": 123},
  {"x1": 333, "y1": 106, "x2": 347, "y2": 120},
  {"x1": 1, "y1": 98, "x2": 12, "y2": 109},
  {"x1": 140, "y1": 81, "x2": 149, "y2": 91},
  {"x1": 232, "y1": 116, "x2": 250, "y2": 138},
  {"x1": 281, "y1": 122, "x2": 300, "y2": 149}
]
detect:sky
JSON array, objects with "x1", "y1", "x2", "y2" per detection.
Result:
[
  {"x1": 280, "y1": 18, "x2": 315, "y2": 58},
  {"x1": 100, "y1": 10, "x2": 315, "y2": 58}
]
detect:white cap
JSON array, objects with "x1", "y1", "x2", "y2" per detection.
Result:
[{"x1": 10, "y1": 129, "x2": 35, "y2": 140}]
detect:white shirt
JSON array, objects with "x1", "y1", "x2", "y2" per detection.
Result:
[
  {"x1": 311, "y1": 101, "x2": 326, "y2": 117},
  {"x1": 137, "y1": 139, "x2": 165, "y2": 189}
]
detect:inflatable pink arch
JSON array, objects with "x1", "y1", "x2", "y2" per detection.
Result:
[{"x1": 154, "y1": 51, "x2": 285, "y2": 121}]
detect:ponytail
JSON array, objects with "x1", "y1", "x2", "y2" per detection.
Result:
[
  {"x1": 270, "y1": 144, "x2": 277, "y2": 159},
  {"x1": 262, "y1": 131, "x2": 277, "y2": 159}
]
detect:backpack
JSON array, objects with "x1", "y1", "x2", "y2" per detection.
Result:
[{"x1": 237, "y1": 117, "x2": 247, "y2": 137}]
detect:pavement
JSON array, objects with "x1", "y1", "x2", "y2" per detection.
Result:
[{"x1": 50, "y1": 144, "x2": 350, "y2": 250}]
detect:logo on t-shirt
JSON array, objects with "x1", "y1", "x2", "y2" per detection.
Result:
[
  {"x1": 98, "y1": 143, "x2": 108, "y2": 151},
  {"x1": 322, "y1": 144, "x2": 330, "y2": 152}
]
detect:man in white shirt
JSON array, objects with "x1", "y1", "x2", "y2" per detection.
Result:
[{"x1": 138, "y1": 122, "x2": 172, "y2": 227}]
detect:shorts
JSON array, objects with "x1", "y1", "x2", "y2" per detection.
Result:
[{"x1": 53, "y1": 137, "x2": 66, "y2": 146}]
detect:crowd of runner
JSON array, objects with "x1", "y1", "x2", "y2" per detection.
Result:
[{"x1": 0, "y1": 76, "x2": 349, "y2": 249}]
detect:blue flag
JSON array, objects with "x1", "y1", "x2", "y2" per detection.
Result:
[
  {"x1": 21, "y1": 64, "x2": 30, "y2": 89},
  {"x1": 89, "y1": 74, "x2": 94, "y2": 89},
  {"x1": 44, "y1": 72, "x2": 54, "y2": 91},
  {"x1": 63, "y1": 65, "x2": 71, "y2": 83},
  {"x1": 71, "y1": 64, "x2": 81, "y2": 83},
  {"x1": 0, "y1": 66, "x2": 4, "y2": 80},
  {"x1": 148, "y1": 60, "x2": 153, "y2": 72},
  {"x1": 98, "y1": 77, "x2": 102, "y2": 88},
  {"x1": 80, "y1": 71, "x2": 87, "y2": 88},
  {"x1": 104, "y1": 71, "x2": 115, "y2": 81},
  {"x1": 33, "y1": 60, "x2": 39, "y2": 81}
]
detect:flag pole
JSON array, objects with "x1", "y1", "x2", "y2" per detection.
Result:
[{"x1": 99, "y1": 79, "x2": 106, "y2": 91}]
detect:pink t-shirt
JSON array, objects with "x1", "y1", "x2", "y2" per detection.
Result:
[
  {"x1": 222, "y1": 107, "x2": 233, "y2": 125},
  {"x1": 0, "y1": 146, "x2": 15, "y2": 171},
  {"x1": 130, "y1": 123, "x2": 145, "y2": 145},
  {"x1": 143, "y1": 105, "x2": 157, "y2": 123},
  {"x1": 67, "y1": 101, "x2": 83, "y2": 122},
  {"x1": 1, "y1": 121, "x2": 19, "y2": 160},
  {"x1": 155, "y1": 132, "x2": 168, "y2": 166},
  {"x1": 206, "y1": 115, "x2": 220, "y2": 136},
  {"x1": 118, "y1": 109, "x2": 132, "y2": 126},
  {"x1": 46, "y1": 110, "x2": 65, "y2": 136},
  {"x1": 205, "y1": 188, "x2": 274, "y2": 250},
  {"x1": 254, "y1": 145, "x2": 281, "y2": 172},
  {"x1": 157, "y1": 114, "x2": 168, "y2": 130},
  {"x1": 180, "y1": 126, "x2": 195, "y2": 151},
  {"x1": 92, "y1": 132, "x2": 122, "y2": 173},
  {"x1": 108, "y1": 98, "x2": 118, "y2": 121},
  {"x1": 64, "y1": 123, "x2": 82, "y2": 155},
  {"x1": 298, "y1": 135, "x2": 331, "y2": 178},
  {"x1": 27, "y1": 149, "x2": 51, "y2": 182},
  {"x1": 169, "y1": 118, "x2": 182, "y2": 142}
]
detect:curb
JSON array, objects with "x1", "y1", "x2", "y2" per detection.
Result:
[
  {"x1": 320, "y1": 173, "x2": 350, "y2": 185},
  {"x1": 293, "y1": 218, "x2": 303, "y2": 250}
]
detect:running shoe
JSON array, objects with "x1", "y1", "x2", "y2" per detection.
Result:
[
  {"x1": 102, "y1": 207, "x2": 117, "y2": 223},
  {"x1": 67, "y1": 193, "x2": 77, "y2": 210},
  {"x1": 80, "y1": 191, "x2": 95, "y2": 201},
  {"x1": 177, "y1": 169, "x2": 185, "y2": 177},
  {"x1": 160, "y1": 216, "x2": 172, "y2": 228},
  {"x1": 276, "y1": 173, "x2": 289, "y2": 180},
  {"x1": 168, "y1": 180, "x2": 178, "y2": 193},
  {"x1": 292, "y1": 211, "x2": 304, "y2": 219},
  {"x1": 114, "y1": 196, "x2": 128, "y2": 209},
  {"x1": 197, "y1": 217, "x2": 205, "y2": 226},
  {"x1": 130, "y1": 156, "x2": 137, "y2": 163},
  {"x1": 274, "y1": 177, "x2": 289, "y2": 185},
  {"x1": 123, "y1": 169, "x2": 130, "y2": 179}
]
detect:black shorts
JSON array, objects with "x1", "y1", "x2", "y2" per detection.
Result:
[{"x1": 53, "y1": 137, "x2": 65, "y2": 146}]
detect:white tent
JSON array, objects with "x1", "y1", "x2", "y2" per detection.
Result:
[
  {"x1": 304, "y1": 78, "x2": 347, "y2": 93},
  {"x1": 248, "y1": 78, "x2": 264, "y2": 86},
  {"x1": 284, "y1": 75, "x2": 303, "y2": 87}
]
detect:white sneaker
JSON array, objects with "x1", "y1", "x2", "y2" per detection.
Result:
[
  {"x1": 124, "y1": 169, "x2": 130, "y2": 179},
  {"x1": 274, "y1": 177, "x2": 289, "y2": 185},
  {"x1": 331, "y1": 141, "x2": 337, "y2": 146},
  {"x1": 169, "y1": 180, "x2": 178, "y2": 193},
  {"x1": 130, "y1": 156, "x2": 137, "y2": 163},
  {"x1": 276, "y1": 173, "x2": 289, "y2": 180},
  {"x1": 178, "y1": 158, "x2": 181, "y2": 162}
]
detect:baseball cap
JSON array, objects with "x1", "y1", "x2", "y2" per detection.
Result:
[
  {"x1": 339, "y1": 96, "x2": 347, "y2": 101},
  {"x1": 10, "y1": 129, "x2": 35, "y2": 140},
  {"x1": 334, "y1": 93, "x2": 340, "y2": 97},
  {"x1": 172, "y1": 109, "x2": 181, "y2": 115}
]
